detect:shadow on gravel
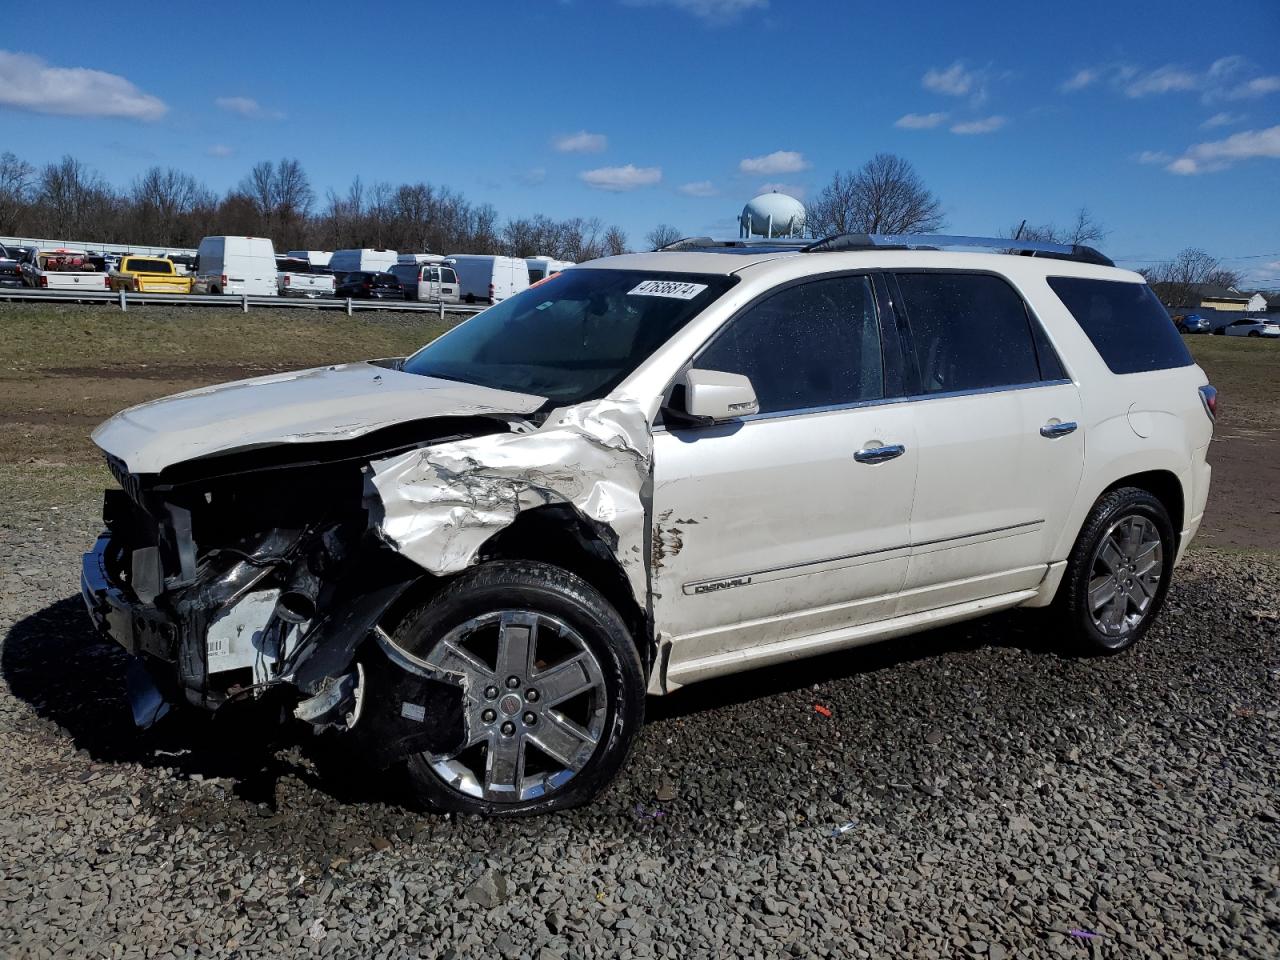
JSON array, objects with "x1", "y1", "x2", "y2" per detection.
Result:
[
  {"x1": 0, "y1": 594, "x2": 407, "y2": 811},
  {"x1": 649, "y1": 607, "x2": 1068, "y2": 722}
]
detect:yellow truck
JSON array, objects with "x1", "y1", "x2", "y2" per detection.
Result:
[{"x1": 108, "y1": 256, "x2": 193, "y2": 294}]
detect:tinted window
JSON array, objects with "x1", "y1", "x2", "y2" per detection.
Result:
[
  {"x1": 1047, "y1": 277, "x2": 1193, "y2": 374},
  {"x1": 441, "y1": 268, "x2": 457, "y2": 284},
  {"x1": 895, "y1": 272, "x2": 1041, "y2": 393},
  {"x1": 697, "y1": 275, "x2": 883, "y2": 414},
  {"x1": 127, "y1": 258, "x2": 172, "y2": 273}
]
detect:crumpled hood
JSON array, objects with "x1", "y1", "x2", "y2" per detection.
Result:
[{"x1": 93, "y1": 361, "x2": 545, "y2": 473}]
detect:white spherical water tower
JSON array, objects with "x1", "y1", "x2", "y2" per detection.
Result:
[{"x1": 739, "y1": 191, "x2": 806, "y2": 239}]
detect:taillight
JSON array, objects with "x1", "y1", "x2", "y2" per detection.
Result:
[
  {"x1": 40, "y1": 275, "x2": 47, "y2": 288},
  {"x1": 221, "y1": 274, "x2": 227, "y2": 287},
  {"x1": 488, "y1": 282, "x2": 495, "y2": 299},
  {"x1": 1198, "y1": 385, "x2": 1217, "y2": 422},
  {"x1": 284, "y1": 275, "x2": 291, "y2": 286},
  {"x1": 104, "y1": 276, "x2": 111, "y2": 288}
]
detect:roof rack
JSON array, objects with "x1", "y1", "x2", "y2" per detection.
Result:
[
  {"x1": 800, "y1": 233, "x2": 1115, "y2": 267},
  {"x1": 656, "y1": 237, "x2": 813, "y2": 253}
]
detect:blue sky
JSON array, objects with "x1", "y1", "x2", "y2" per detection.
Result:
[{"x1": 2, "y1": 0, "x2": 1278, "y2": 281}]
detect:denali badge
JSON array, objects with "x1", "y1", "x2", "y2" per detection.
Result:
[{"x1": 688, "y1": 575, "x2": 753, "y2": 595}]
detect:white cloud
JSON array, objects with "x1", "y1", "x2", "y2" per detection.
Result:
[
  {"x1": 553, "y1": 130, "x2": 607, "y2": 153},
  {"x1": 1060, "y1": 68, "x2": 1100, "y2": 92},
  {"x1": 579, "y1": 164, "x2": 662, "y2": 191},
  {"x1": 1166, "y1": 124, "x2": 1280, "y2": 175},
  {"x1": 621, "y1": 0, "x2": 767, "y2": 23},
  {"x1": 0, "y1": 50, "x2": 166, "y2": 120},
  {"x1": 1202, "y1": 112, "x2": 1244, "y2": 129},
  {"x1": 1124, "y1": 65, "x2": 1199, "y2": 98},
  {"x1": 215, "y1": 96, "x2": 284, "y2": 120},
  {"x1": 678, "y1": 180, "x2": 719, "y2": 197},
  {"x1": 1135, "y1": 150, "x2": 1172, "y2": 165},
  {"x1": 758, "y1": 182, "x2": 806, "y2": 199},
  {"x1": 922, "y1": 62, "x2": 977, "y2": 97},
  {"x1": 894, "y1": 112, "x2": 948, "y2": 129},
  {"x1": 950, "y1": 115, "x2": 1006, "y2": 135},
  {"x1": 1227, "y1": 75, "x2": 1280, "y2": 99},
  {"x1": 206, "y1": 144, "x2": 234, "y2": 158},
  {"x1": 739, "y1": 150, "x2": 810, "y2": 174}
]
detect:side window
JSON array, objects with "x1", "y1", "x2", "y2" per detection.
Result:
[
  {"x1": 895, "y1": 272, "x2": 1041, "y2": 393},
  {"x1": 1046, "y1": 277, "x2": 1192, "y2": 374},
  {"x1": 696, "y1": 275, "x2": 884, "y2": 414},
  {"x1": 442, "y1": 268, "x2": 457, "y2": 284}
]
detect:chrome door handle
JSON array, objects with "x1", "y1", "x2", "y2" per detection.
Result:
[
  {"x1": 854, "y1": 443, "x2": 906, "y2": 464},
  {"x1": 1040, "y1": 421, "x2": 1078, "y2": 438}
]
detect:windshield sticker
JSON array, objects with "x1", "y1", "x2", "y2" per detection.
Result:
[{"x1": 627, "y1": 279, "x2": 708, "y2": 300}]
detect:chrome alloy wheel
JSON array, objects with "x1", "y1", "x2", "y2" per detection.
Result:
[
  {"x1": 1088, "y1": 514, "x2": 1164, "y2": 643},
  {"x1": 412, "y1": 611, "x2": 608, "y2": 802}
]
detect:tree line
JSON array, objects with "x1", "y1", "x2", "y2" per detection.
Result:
[{"x1": 0, "y1": 151, "x2": 630, "y2": 261}]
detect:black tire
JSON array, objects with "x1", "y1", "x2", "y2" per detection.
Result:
[
  {"x1": 394, "y1": 561, "x2": 644, "y2": 816},
  {"x1": 1248, "y1": 330, "x2": 1260, "y2": 338},
  {"x1": 1055, "y1": 487, "x2": 1175, "y2": 654}
]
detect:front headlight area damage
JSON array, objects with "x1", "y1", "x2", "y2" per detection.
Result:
[{"x1": 84, "y1": 399, "x2": 654, "y2": 771}]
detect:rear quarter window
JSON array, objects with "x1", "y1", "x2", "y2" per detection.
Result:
[{"x1": 1047, "y1": 277, "x2": 1192, "y2": 375}]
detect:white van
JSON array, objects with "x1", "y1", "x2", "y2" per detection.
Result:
[
  {"x1": 444, "y1": 254, "x2": 530, "y2": 303},
  {"x1": 525, "y1": 256, "x2": 575, "y2": 283},
  {"x1": 195, "y1": 237, "x2": 278, "y2": 296},
  {"x1": 329, "y1": 249, "x2": 398, "y2": 275},
  {"x1": 388, "y1": 261, "x2": 461, "y2": 302},
  {"x1": 287, "y1": 250, "x2": 332, "y2": 269}
]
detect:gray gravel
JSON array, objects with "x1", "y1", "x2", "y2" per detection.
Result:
[{"x1": 2, "y1": 497, "x2": 1278, "y2": 959}]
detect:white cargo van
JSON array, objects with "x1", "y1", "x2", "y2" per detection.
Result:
[
  {"x1": 287, "y1": 250, "x2": 332, "y2": 269},
  {"x1": 329, "y1": 249, "x2": 399, "y2": 275},
  {"x1": 444, "y1": 254, "x2": 530, "y2": 303},
  {"x1": 396, "y1": 253, "x2": 445, "y2": 266},
  {"x1": 388, "y1": 261, "x2": 461, "y2": 302},
  {"x1": 195, "y1": 237, "x2": 278, "y2": 296},
  {"x1": 525, "y1": 256, "x2": 575, "y2": 283}
]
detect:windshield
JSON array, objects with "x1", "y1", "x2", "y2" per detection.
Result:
[{"x1": 403, "y1": 268, "x2": 736, "y2": 404}]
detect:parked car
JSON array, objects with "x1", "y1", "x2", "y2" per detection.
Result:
[
  {"x1": 329, "y1": 249, "x2": 399, "y2": 275},
  {"x1": 1215, "y1": 316, "x2": 1280, "y2": 338},
  {"x1": 277, "y1": 256, "x2": 336, "y2": 298},
  {"x1": 194, "y1": 236, "x2": 278, "y2": 296},
  {"x1": 1174, "y1": 314, "x2": 1210, "y2": 334},
  {"x1": 20, "y1": 248, "x2": 111, "y2": 291},
  {"x1": 0, "y1": 242, "x2": 25, "y2": 287},
  {"x1": 166, "y1": 254, "x2": 197, "y2": 276},
  {"x1": 525, "y1": 256, "x2": 575, "y2": 284},
  {"x1": 389, "y1": 262, "x2": 461, "y2": 302},
  {"x1": 445, "y1": 254, "x2": 530, "y2": 303},
  {"x1": 334, "y1": 270, "x2": 403, "y2": 299},
  {"x1": 109, "y1": 256, "x2": 194, "y2": 294},
  {"x1": 82, "y1": 233, "x2": 1213, "y2": 817}
]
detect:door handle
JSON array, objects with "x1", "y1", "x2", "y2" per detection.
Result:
[
  {"x1": 854, "y1": 443, "x2": 906, "y2": 464},
  {"x1": 1040, "y1": 420, "x2": 1078, "y2": 438}
]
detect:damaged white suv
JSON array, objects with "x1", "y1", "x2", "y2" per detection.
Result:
[{"x1": 83, "y1": 233, "x2": 1215, "y2": 815}]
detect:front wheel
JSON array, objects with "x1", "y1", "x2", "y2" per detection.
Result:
[
  {"x1": 1056, "y1": 487, "x2": 1175, "y2": 653},
  {"x1": 391, "y1": 561, "x2": 645, "y2": 816}
]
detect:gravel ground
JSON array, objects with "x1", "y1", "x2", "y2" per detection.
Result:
[{"x1": 1, "y1": 499, "x2": 1277, "y2": 959}]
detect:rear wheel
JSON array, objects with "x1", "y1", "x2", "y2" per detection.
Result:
[
  {"x1": 392, "y1": 561, "x2": 644, "y2": 816},
  {"x1": 1056, "y1": 487, "x2": 1175, "y2": 653},
  {"x1": 1248, "y1": 330, "x2": 1261, "y2": 338}
]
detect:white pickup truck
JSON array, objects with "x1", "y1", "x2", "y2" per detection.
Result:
[
  {"x1": 276, "y1": 257, "x2": 335, "y2": 298},
  {"x1": 20, "y1": 248, "x2": 111, "y2": 292}
]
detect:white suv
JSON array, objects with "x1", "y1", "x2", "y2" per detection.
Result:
[{"x1": 82, "y1": 234, "x2": 1215, "y2": 815}]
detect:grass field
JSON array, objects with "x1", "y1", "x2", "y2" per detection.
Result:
[{"x1": 0, "y1": 302, "x2": 1275, "y2": 548}]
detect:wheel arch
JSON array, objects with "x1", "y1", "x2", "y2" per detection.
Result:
[{"x1": 1100, "y1": 469, "x2": 1185, "y2": 549}]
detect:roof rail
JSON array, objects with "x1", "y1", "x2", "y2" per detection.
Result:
[
  {"x1": 801, "y1": 233, "x2": 1115, "y2": 267},
  {"x1": 657, "y1": 237, "x2": 812, "y2": 252}
]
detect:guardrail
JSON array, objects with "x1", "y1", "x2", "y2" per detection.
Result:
[{"x1": 0, "y1": 286, "x2": 487, "y2": 317}]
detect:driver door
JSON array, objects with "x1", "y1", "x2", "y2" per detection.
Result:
[{"x1": 650, "y1": 274, "x2": 918, "y2": 688}]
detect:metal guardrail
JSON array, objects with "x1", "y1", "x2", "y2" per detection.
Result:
[{"x1": 0, "y1": 286, "x2": 487, "y2": 317}]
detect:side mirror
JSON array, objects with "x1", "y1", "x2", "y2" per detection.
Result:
[{"x1": 668, "y1": 368, "x2": 759, "y2": 425}]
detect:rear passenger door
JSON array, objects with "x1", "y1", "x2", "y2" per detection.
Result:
[{"x1": 889, "y1": 271, "x2": 1084, "y2": 611}]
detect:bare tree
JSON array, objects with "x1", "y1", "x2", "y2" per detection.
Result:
[
  {"x1": 130, "y1": 167, "x2": 210, "y2": 245},
  {"x1": 645, "y1": 223, "x2": 682, "y2": 250},
  {"x1": 1006, "y1": 206, "x2": 1107, "y2": 246},
  {"x1": 808, "y1": 154, "x2": 944, "y2": 237},
  {"x1": 35, "y1": 156, "x2": 116, "y2": 239},
  {"x1": 0, "y1": 152, "x2": 35, "y2": 234},
  {"x1": 1142, "y1": 248, "x2": 1243, "y2": 308},
  {"x1": 604, "y1": 225, "x2": 628, "y2": 256}
]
